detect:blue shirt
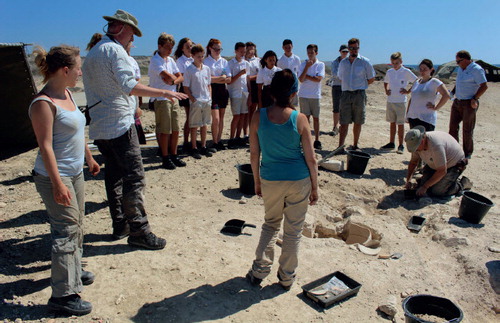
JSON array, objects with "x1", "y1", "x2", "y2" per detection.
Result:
[
  {"x1": 330, "y1": 56, "x2": 342, "y2": 86},
  {"x1": 455, "y1": 62, "x2": 487, "y2": 100},
  {"x1": 258, "y1": 109, "x2": 310, "y2": 181},
  {"x1": 337, "y1": 54, "x2": 376, "y2": 91},
  {"x1": 82, "y1": 36, "x2": 138, "y2": 140}
]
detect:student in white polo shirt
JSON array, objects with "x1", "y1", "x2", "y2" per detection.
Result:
[
  {"x1": 174, "y1": 37, "x2": 194, "y2": 152},
  {"x1": 277, "y1": 39, "x2": 301, "y2": 105},
  {"x1": 227, "y1": 42, "x2": 250, "y2": 149},
  {"x1": 245, "y1": 41, "x2": 260, "y2": 143},
  {"x1": 298, "y1": 44, "x2": 325, "y2": 150},
  {"x1": 381, "y1": 52, "x2": 417, "y2": 154},
  {"x1": 148, "y1": 33, "x2": 186, "y2": 170},
  {"x1": 257, "y1": 50, "x2": 281, "y2": 109}
]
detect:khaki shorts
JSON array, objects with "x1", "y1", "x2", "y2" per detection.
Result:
[
  {"x1": 154, "y1": 100, "x2": 181, "y2": 134},
  {"x1": 189, "y1": 100, "x2": 212, "y2": 128},
  {"x1": 230, "y1": 93, "x2": 249, "y2": 115},
  {"x1": 386, "y1": 102, "x2": 406, "y2": 124},
  {"x1": 339, "y1": 90, "x2": 366, "y2": 125},
  {"x1": 299, "y1": 97, "x2": 320, "y2": 118}
]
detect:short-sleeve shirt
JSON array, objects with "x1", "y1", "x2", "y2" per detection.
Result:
[
  {"x1": 183, "y1": 64, "x2": 211, "y2": 102},
  {"x1": 277, "y1": 53, "x2": 301, "y2": 77},
  {"x1": 413, "y1": 131, "x2": 464, "y2": 170},
  {"x1": 384, "y1": 66, "x2": 417, "y2": 103},
  {"x1": 227, "y1": 58, "x2": 249, "y2": 98},
  {"x1": 456, "y1": 62, "x2": 487, "y2": 100},
  {"x1": 246, "y1": 56, "x2": 260, "y2": 77},
  {"x1": 407, "y1": 78, "x2": 443, "y2": 126},
  {"x1": 176, "y1": 54, "x2": 194, "y2": 74},
  {"x1": 330, "y1": 56, "x2": 343, "y2": 86},
  {"x1": 148, "y1": 53, "x2": 179, "y2": 99},
  {"x1": 298, "y1": 60, "x2": 326, "y2": 99},
  {"x1": 82, "y1": 35, "x2": 138, "y2": 140},
  {"x1": 337, "y1": 54, "x2": 376, "y2": 91},
  {"x1": 257, "y1": 66, "x2": 282, "y2": 86},
  {"x1": 203, "y1": 56, "x2": 232, "y2": 79}
]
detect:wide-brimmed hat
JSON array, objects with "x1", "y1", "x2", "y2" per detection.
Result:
[
  {"x1": 339, "y1": 44, "x2": 349, "y2": 52},
  {"x1": 405, "y1": 126, "x2": 426, "y2": 152},
  {"x1": 103, "y1": 10, "x2": 142, "y2": 37}
]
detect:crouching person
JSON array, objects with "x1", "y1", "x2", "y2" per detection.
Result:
[{"x1": 405, "y1": 126, "x2": 471, "y2": 197}]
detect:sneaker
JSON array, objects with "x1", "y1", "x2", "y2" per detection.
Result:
[
  {"x1": 112, "y1": 223, "x2": 130, "y2": 240},
  {"x1": 81, "y1": 271, "x2": 95, "y2": 286},
  {"x1": 200, "y1": 147, "x2": 213, "y2": 157},
  {"x1": 191, "y1": 149, "x2": 202, "y2": 159},
  {"x1": 128, "y1": 232, "x2": 166, "y2": 250},
  {"x1": 236, "y1": 137, "x2": 248, "y2": 147},
  {"x1": 460, "y1": 176, "x2": 473, "y2": 191},
  {"x1": 246, "y1": 272, "x2": 262, "y2": 286},
  {"x1": 397, "y1": 144, "x2": 405, "y2": 154},
  {"x1": 207, "y1": 147, "x2": 217, "y2": 153},
  {"x1": 171, "y1": 155, "x2": 186, "y2": 167},
  {"x1": 162, "y1": 156, "x2": 176, "y2": 170},
  {"x1": 243, "y1": 136, "x2": 250, "y2": 145},
  {"x1": 48, "y1": 294, "x2": 92, "y2": 316},
  {"x1": 380, "y1": 142, "x2": 396, "y2": 150},
  {"x1": 314, "y1": 140, "x2": 322, "y2": 150},
  {"x1": 216, "y1": 141, "x2": 227, "y2": 151},
  {"x1": 227, "y1": 139, "x2": 238, "y2": 149},
  {"x1": 330, "y1": 127, "x2": 339, "y2": 136}
]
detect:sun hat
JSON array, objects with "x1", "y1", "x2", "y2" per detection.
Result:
[
  {"x1": 103, "y1": 10, "x2": 142, "y2": 37},
  {"x1": 339, "y1": 44, "x2": 349, "y2": 52},
  {"x1": 405, "y1": 126, "x2": 426, "y2": 152}
]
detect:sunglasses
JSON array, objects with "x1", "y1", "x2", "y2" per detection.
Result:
[
  {"x1": 349, "y1": 46, "x2": 359, "y2": 50},
  {"x1": 456, "y1": 58, "x2": 464, "y2": 64},
  {"x1": 212, "y1": 48, "x2": 223, "y2": 52}
]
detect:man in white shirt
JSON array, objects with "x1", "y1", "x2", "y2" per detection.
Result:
[
  {"x1": 278, "y1": 39, "x2": 301, "y2": 106},
  {"x1": 298, "y1": 44, "x2": 325, "y2": 149},
  {"x1": 381, "y1": 52, "x2": 417, "y2": 153}
]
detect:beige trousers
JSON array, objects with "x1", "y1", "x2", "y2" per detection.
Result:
[{"x1": 251, "y1": 177, "x2": 311, "y2": 286}]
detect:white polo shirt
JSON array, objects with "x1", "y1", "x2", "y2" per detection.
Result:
[
  {"x1": 257, "y1": 66, "x2": 281, "y2": 86},
  {"x1": 384, "y1": 66, "x2": 417, "y2": 103},
  {"x1": 227, "y1": 57, "x2": 249, "y2": 98},
  {"x1": 203, "y1": 56, "x2": 231, "y2": 78},
  {"x1": 246, "y1": 56, "x2": 260, "y2": 77},
  {"x1": 148, "y1": 53, "x2": 180, "y2": 100},
  {"x1": 176, "y1": 54, "x2": 194, "y2": 74},
  {"x1": 277, "y1": 53, "x2": 301, "y2": 77},
  {"x1": 298, "y1": 60, "x2": 325, "y2": 99},
  {"x1": 183, "y1": 64, "x2": 211, "y2": 102}
]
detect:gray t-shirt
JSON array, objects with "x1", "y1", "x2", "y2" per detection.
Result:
[{"x1": 413, "y1": 131, "x2": 464, "y2": 169}]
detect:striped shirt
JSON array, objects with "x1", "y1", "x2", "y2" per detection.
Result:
[{"x1": 82, "y1": 35, "x2": 138, "y2": 140}]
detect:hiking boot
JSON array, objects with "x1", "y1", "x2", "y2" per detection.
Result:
[
  {"x1": 162, "y1": 156, "x2": 176, "y2": 170},
  {"x1": 460, "y1": 176, "x2": 473, "y2": 191},
  {"x1": 314, "y1": 140, "x2": 322, "y2": 150},
  {"x1": 191, "y1": 149, "x2": 202, "y2": 159},
  {"x1": 397, "y1": 144, "x2": 405, "y2": 154},
  {"x1": 128, "y1": 232, "x2": 166, "y2": 250},
  {"x1": 227, "y1": 139, "x2": 238, "y2": 149},
  {"x1": 48, "y1": 294, "x2": 92, "y2": 316},
  {"x1": 380, "y1": 142, "x2": 395, "y2": 150},
  {"x1": 171, "y1": 155, "x2": 186, "y2": 167},
  {"x1": 277, "y1": 272, "x2": 292, "y2": 291},
  {"x1": 81, "y1": 271, "x2": 95, "y2": 286},
  {"x1": 112, "y1": 223, "x2": 130, "y2": 240},
  {"x1": 246, "y1": 272, "x2": 262, "y2": 286},
  {"x1": 200, "y1": 147, "x2": 213, "y2": 157}
]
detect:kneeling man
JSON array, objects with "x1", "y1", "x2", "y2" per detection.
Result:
[{"x1": 405, "y1": 126, "x2": 471, "y2": 197}]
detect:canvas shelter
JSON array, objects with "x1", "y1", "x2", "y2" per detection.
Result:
[{"x1": 0, "y1": 43, "x2": 38, "y2": 150}]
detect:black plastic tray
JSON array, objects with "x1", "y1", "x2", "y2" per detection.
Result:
[{"x1": 302, "y1": 271, "x2": 362, "y2": 308}]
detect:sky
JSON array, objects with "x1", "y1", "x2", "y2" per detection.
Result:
[{"x1": 1, "y1": 0, "x2": 499, "y2": 65}]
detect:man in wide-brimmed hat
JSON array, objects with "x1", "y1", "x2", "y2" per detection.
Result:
[
  {"x1": 83, "y1": 10, "x2": 187, "y2": 250},
  {"x1": 404, "y1": 126, "x2": 471, "y2": 197}
]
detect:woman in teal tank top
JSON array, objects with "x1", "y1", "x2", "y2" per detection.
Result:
[{"x1": 246, "y1": 69, "x2": 318, "y2": 290}]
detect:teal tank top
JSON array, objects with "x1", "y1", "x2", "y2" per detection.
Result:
[{"x1": 257, "y1": 108, "x2": 310, "y2": 181}]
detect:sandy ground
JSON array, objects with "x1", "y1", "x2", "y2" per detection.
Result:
[{"x1": 1, "y1": 76, "x2": 499, "y2": 322}]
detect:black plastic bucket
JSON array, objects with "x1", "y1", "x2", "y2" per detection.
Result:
[
  {"x1": 458, "y1": 191, "x2": 494, "y2": 224},
  {"x1": 346, "y1": 151, "x2": 371, "y2": 175},
  {"x1": 402, "y1": 294, "x2": 463, "y2": 323},
  {"x1": 237, "y1": 164, "x2": 255, "y2": 195}
]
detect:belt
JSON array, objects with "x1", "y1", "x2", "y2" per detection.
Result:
[
  {"x1": 343, "y1": 89, "x2": 365, "y2": 93},
  {"x1": 456, "y1": 98, "x2": 472, "y2": 102}
]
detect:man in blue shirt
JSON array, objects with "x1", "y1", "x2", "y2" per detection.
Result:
[
  {"x1": 83, "y1": 10, "x2": 187, "y2": 250},
  {"x1": 336, "y1": 38, "x2": 376, "y2": 152},
  {"x1": 449, "y1": 50, "x2": 488, "y2": 159}
]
